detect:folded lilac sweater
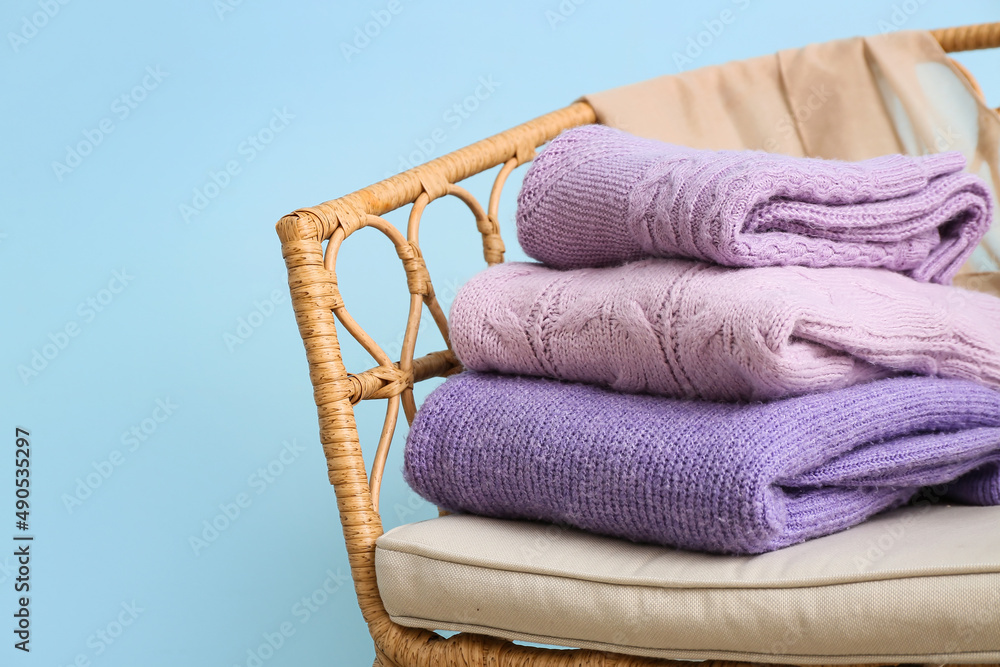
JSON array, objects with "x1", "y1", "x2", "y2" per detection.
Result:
[
  {"x1": 404, "y1": 372, "x2": 1000, "y2": 554},
  {"x1": 450, "y1": 259, "x2": 1000, "y2": 402},
  {"x1": 516, "y1": 125, "x2": 991, "y2": 283}
]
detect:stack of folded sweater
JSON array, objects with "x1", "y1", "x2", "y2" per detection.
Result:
[{"x1": 403, "y1": 124, "x2": 1000, "y2": 555}]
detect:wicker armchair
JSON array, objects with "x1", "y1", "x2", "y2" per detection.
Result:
[{"x1": 276, "y1": 22, "x2": 1000, "y2": 667}]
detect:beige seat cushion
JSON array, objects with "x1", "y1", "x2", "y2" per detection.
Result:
[{"x1": 375, "y1": 504, "x2": 1000, "y2": 664}]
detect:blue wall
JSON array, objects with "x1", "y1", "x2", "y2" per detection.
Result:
[{"x1": 3, "y1": 1, "x2": 997, "y2": 665}]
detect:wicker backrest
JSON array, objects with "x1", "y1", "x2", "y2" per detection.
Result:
[{"x1": 275, "y1": 22, "x2": 1000, "y2": 667}]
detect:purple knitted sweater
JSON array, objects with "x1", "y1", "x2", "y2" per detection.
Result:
[
  {"x1": 404, "y1": 372, "x2": 1000, "y2": 554},
  {"x1": 450, "y1": 259, "x2": 1000, "y2": 402},
  {"x1": 516, "y1": 125, "x2": 991, "y2": 283}
]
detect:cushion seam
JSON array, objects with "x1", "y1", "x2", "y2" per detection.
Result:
[
  {"x1": 386, "y1": 613, "x2": 1000, "y2": 661},
  {"x1": 375, "y1": 539, "x2": 1000, "y2": 590}
]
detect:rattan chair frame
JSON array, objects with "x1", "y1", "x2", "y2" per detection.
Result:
[{"x1": 276, "y1": 22, "x2": 1000, "y2": 667}]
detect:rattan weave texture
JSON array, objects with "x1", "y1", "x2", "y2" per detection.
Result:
[{"x1": 276, "y1": 22, "x2": 1000, "y2": 667}]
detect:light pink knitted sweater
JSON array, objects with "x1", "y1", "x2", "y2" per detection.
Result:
[{"x1": 450, "y1": 259, "x2": 1000, "y2": 401}]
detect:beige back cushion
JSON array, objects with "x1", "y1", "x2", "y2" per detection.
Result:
[{"x1": 582, "y1": 29, "x2": 1000, "y2": 292}]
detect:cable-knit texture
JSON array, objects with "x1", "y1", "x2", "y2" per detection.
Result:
[
  {"x1": 449, "y1": 259, "x2": 1000, "y2": 402},
  {"x1": 404, "y1": 372, "x2": 1000, "y2": 554},
  {"x1": 516, "y1": 125, "x2": 992, "y2": 284}
]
